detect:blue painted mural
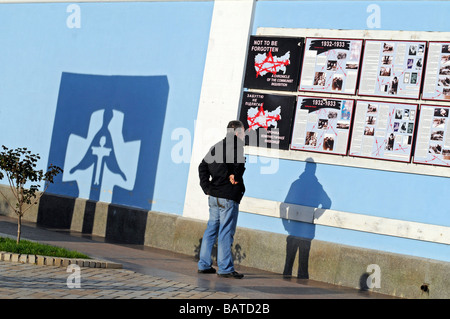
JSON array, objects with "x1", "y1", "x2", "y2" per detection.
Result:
[{"x1": 46, "y1": 72, "x2": 169, "y2": 210}]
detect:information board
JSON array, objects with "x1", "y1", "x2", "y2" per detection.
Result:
[
  {"x1": 243, "y1": 36, "x2": 304, "y2": 91},
  {"x1": 239, "y1": 91, "x2": 297, "y2": 150},
  {"x1": 413, "y1": 105, "x2": 450, "y2": 166},
  {"x1": 290, "y1": 96, "x2": 354, "y2": 155},
  {"x1": 299, "y1": 38, "x2": 363, "y2": 95},
  {"x1": 358, "y1": 40, "x2": 426, "y2": 99},
  {"x1": 422, "y1": 42, "x2": 450, "y2": 101},
  {"x1": 349, "y1": 100, "x2": 418, "y2": 162}
]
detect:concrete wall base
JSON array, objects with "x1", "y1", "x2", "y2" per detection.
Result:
[{"x1": 0, "y1": 187, "x2": 448, "y2": 299}]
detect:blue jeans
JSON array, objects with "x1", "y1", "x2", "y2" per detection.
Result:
[{"x1": 198, "y1": 196, "x2": 239, "y2": 274}]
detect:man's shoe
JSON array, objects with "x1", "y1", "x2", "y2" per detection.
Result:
[
  {"x1": 198, "y1": 267, "x2": 216, "y2": 274},
  {"x1": 217, "y1": 271, "x2": 244, "y2": 279}
]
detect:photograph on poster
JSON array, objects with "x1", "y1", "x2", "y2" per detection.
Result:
[
  {"x1": 358, "y1": 40, "x2": 426, "y2": 99},
  {"x1": 239, "y1": 91, "x2": 297, "y2": 150},
  {"x1": 299, "y1": 38, "x2": 363, "y2": 95},
  {"x1": 349, "y1": 100, "x2": 417, "y2": 162},
  {"x1": 290, "y1": 96, "x2": 354, "y2": 155},
  {"x1": 243, "y1": 35, "x2": 304, "y2": 92},
  {"x1": 421, "y1": 42, "x2": 450, "y2": 101},
  {"x1": 414, "y1": 105, "x2": 450, "y2": 166}
]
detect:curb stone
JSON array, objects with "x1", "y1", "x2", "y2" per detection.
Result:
[{"x1": 0, "y1": 251, "x2": 122, "y2": 269}]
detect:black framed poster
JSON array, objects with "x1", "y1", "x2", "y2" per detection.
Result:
[
  {"x1": 243, "y1": 36, "x2": 304, "y2": 91},
  {"x1": 358, "y1": 40, "x2": 426, "y2": 99},
  {"x1": 290, "y1": 96, "x2": 354, "y2": 155},
  {"x1": 239, "y1": 91, "x2": 297, "y2": 150},
  {"x1": 349, "y1": 100, "x2": 418, "y2": 163},
  {"x1": 299, "y1": 38, "x2": 363, "y2": 95},
  {"x1": 413, "y1": 105, "x2": 450, "y2": 167}
]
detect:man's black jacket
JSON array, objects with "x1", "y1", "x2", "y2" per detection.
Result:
[{"x1": 198, "y1": 134, "x2": 246, "y2": 203}]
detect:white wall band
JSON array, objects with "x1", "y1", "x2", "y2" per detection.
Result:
[
  {"x1": 240, "y1": 196, "x2": 450, "y2": 245},
  {"x1": 183, "y1": 0, "x2": 256, "y2": 220}
]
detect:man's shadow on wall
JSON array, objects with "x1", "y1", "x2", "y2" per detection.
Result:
[{"x1": 281, "y1": 158, "x2": 331, "y2": 279}]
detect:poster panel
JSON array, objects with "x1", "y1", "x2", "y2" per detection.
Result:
[
  {"x1": 299, "y1": 38, "x2": 363, "y2": 95},
  {"x1": 413, "y1": 105, "x2": 450, "y2": 167},
  {"x1": 239, "y1": 91, "x2": 297, "y2": 150},
  {"x1": 349, "y1": 100, "x2": 418, "y2": 162},
  {"x1": 358, "y1": 40, "x2": 426, "y2": 99},
  {"x1": 422, "y1": 42, "x2": 450, "y2": 101},
  {"x1": 243, "y1": 36, "x2": 304, "y2": 91},
  {"x1": 290, "y1": 96, "x2": 354, "y2": 155}
]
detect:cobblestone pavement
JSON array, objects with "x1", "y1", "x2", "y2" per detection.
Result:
[{"x1": 0, "y1": 260, "x2": 242, "y2": 299}]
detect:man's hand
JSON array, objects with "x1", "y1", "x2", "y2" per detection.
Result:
[{"x1": 229, "y1": 174, "x2": 238, "y2": 185}]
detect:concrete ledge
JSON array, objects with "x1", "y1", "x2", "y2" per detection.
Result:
[
  {"x1": 0, "y1": 251, "x2": 122, "y2": 269},
  {"x1": 142, "y1": 210, "x2": 450, "y2": 299}
]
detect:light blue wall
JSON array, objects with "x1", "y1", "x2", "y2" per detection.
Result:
[
  {"x1": 236, "y1": 0, "x2": 450, "y2": 263},
  {"x1": 0, "y1": 2, "x2": 214, "y2": 215},
  {"x1": 252, "y1": 1, "x2": 450, "y2": 32}
]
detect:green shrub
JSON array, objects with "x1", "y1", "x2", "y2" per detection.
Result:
[{"x1": 0, "y1": 236, "x2": 90, "y2": 259}]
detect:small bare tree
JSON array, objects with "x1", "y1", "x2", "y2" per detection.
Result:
[{"x1": 0, "y1": 145, "x2": 62, "y2": 243}]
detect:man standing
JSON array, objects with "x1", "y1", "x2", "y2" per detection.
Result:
[{"x1": 197, "y1": 120, "x2": 246, "y2": 279}]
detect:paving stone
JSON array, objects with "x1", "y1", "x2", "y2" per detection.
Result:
[
  {"x1": 53, "y1": 258, "x2": 62, "y2": 267},
  {"x1": 2, "y1": 253, "x2": 11, "y2": 261},
  {"x1": 44, "y1": 257, "x2": 54, "y2": 266},
  {"x1": 0, "y1": 260, "x2": 241, "y2": 299},
  {"x1": 28, "y1": 255, "x2": 36, "y2": 264},
  {"x1": 36, "y1": 255, "x2": 45, "y2": 266},
  {"x1": 61, "y1": 259, "x2": 70, "y2": 267}
]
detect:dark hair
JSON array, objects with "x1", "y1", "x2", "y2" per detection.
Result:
[{"x1": 227, "y1": 120, "x2": 244, "y2": 130}]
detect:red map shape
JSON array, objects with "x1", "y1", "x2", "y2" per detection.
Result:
[
  {"x1": 247, "y1": 103, "x2": 281, "y2": 130},
  {"x1": 255, "y1": 50, "x2": 290, "y2": 78}
]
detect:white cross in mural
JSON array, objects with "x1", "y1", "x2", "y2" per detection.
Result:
[
  {"x1": 62, "y1": 109, "x2": 141, "y2": 202},
  {"x1": 91, "y1": 136, "x2": 112, "y2": 185}
]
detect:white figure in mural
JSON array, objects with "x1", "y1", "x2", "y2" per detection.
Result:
[
  {"x1": 91, "y1": 136, "x2": 112, "y2": 185},
  {"x1": 63, "y1": 109, "x2": 140, "y2": 203}
]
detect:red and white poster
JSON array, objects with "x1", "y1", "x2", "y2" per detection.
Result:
[
  {"x1": 359, "y1": 40, "x2": 426, "y2": 99},
  {"x1": 422, "y1": 42, "x2": 450, "y2": 101},
  {"x1": 239, "y1": 91, "x2": 297, "y2": 150},
  {"x1": 413, "y1": 105, "x2": 450, "y2": 167},
  {"x1": 243, "y1": 36, "x2": 304, "y2": 92},
  {"x1": 349, "y1": 100, "x2": 418, "y2": 162},
  {"x1": 299, "y1": 38, "x2": 363, "y2": 95},
  {"x1": 291, "y1": 96, "x2": 354, "y2": 155}
]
